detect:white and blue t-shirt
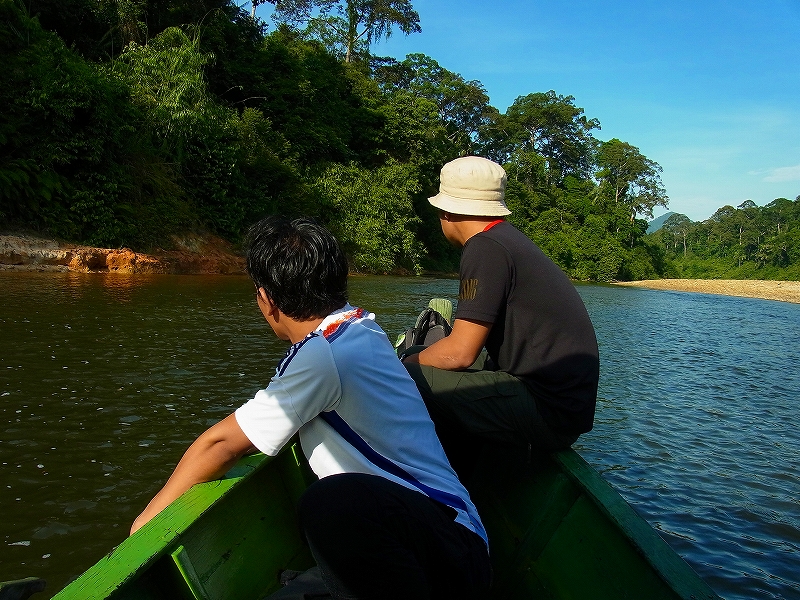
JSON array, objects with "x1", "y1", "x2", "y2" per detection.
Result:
[{"x1": 235, "y1": 304, "x2": 487, "y2": 546}]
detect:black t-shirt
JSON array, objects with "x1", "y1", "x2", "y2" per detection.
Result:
[{"x1": 455, "y1": 222, "x2": 599, "y2": 434}]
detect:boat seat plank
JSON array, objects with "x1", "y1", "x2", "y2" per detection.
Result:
[{"x1": 170, "y1": 546, "x2": 210, "y2": 600}]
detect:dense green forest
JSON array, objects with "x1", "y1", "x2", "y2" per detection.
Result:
[
  {"x1": 650, "y1": 198, "x2": 800, "y2": 280},
  {"x1": 1, "y1": 0, "x2": 797, "y2": 280}
]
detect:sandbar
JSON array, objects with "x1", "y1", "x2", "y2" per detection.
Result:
[{"x1": 613, "y1": 279, "x2": 800, "y2": 304}]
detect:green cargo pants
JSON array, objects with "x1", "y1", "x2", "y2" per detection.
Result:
[{"x1": 402, "y1": 347, "x2": 578, "y2": 476}]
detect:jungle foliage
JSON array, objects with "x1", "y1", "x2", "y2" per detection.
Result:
[
  {"x1": 2, "y1": 0, "x2": 793, "y2": 280},
  {"x1": 649, "y1": 198, "x2": 800, "y2": 280}
]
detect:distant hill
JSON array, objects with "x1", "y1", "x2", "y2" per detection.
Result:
[{"x1": 647, "y1": 212, "x2": 681, "y2": 233}]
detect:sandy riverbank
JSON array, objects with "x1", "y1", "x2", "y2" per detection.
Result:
[{"x1": 613, "y1": 279, "x2": 800, "y2": 304}]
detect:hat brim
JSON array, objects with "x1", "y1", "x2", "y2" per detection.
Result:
[{"x1": 428, "y1": 193, "x2": 511, "y2": 217}]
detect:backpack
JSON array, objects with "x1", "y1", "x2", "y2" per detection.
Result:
[{"x1": 395, "y1": 303, "x2": 453, "y2": 355}]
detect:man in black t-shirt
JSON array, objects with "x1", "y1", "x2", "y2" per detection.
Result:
[{"x1": 402, "y1": 156, "x2": 599, "y2": 472}]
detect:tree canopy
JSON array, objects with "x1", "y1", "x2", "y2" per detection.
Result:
[
  {"x1": 2, "y1": 0, "x2": 796, "y2": 280},
  {"x1": 269, "y1": 0, "x2": 420, "y2": 62},
  {"x1": 483, "y1": 91, "x2": 600, "y2": 186},
  {"x1": 596, "y1": 138, "x2": 668, "y2": 222},
  {"x1": 651, "y1": 198, "x2": 800, "y2": 279}
]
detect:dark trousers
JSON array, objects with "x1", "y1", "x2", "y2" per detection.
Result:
[
  {"x1": 403, "y1": 348, "x2": 578, "y2": 478},
  {"x1": 293, "y1": 473, "x2": 491, "y2": 600}
]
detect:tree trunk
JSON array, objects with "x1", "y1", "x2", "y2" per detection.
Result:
[{"x1": 345, "y1": 1, "x2": 359, "y2": 63}]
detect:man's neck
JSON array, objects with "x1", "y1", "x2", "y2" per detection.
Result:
[
  {"x1": 282, "y1": 315, "x2": 325, "y2": 344},
  {"x1": 452, "y1": 217, "x2": 504, "y2": 246},
  {"x1": 262, "y1": 294, "x2": 326, "y2": 344}
]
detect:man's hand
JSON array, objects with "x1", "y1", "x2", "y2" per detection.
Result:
[
  {"x1": 130, "y1": 414, "x2": 255, "y2": 535},
  {"x1": 404, "y1": 318, "x2": 491, "y2": 371}
]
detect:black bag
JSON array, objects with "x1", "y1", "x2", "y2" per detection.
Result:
[
  {"x1": 395, "y1": 307, "x2": 452, "y2": 355},
  {"x1": 264, "y1": 567, "x2": 331, "y2": 599}
]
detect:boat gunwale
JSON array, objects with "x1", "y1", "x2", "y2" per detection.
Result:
[
  {"x1": 51, "y1": 451, "x2": 275, "y2": 600},
  {"x1": 553, "y1": 449, "x2": 720, "y2": 600},
  {"x1": 49, "y1": 443, "x2": 721, "y2": 600}
]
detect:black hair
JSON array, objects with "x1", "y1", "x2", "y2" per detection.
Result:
[{"x1": 245, "y1": 216, "x2": 349, "y2": 320}]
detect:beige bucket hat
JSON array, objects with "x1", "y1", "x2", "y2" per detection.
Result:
[{"x1": 428, "y1": 156, "x2": 511, "y2": 216}]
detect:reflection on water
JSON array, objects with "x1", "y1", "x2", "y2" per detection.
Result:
[
  {"x1": 53, "y1": 272, "x2": 141, "y2": 303},
  {"x1": 1, "y1": 273, "x2": 799, "y2": 599}
]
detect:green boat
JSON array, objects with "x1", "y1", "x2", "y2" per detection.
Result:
[{"x1": 22, "y1": 437, "x2": 718, "y2": 600}]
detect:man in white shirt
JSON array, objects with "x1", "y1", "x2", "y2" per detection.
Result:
[{"x1": 131, "y1": 216, "x2": 491, "y2": 599}]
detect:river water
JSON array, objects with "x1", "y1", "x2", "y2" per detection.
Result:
[{"x1": 1, "y1": 272, "x2": 798, "y2": 599}]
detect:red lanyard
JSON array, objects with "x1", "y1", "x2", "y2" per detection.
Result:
[{"x1": 482, "y1": 220, "x2": 504, "y2": 232}]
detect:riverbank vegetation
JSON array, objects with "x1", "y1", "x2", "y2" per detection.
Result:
[
  {"x1": 2, "y1": 0, "x2": 797, "y2": 280},
  {"x1": 651, "y1": 198, "x2": 800, "y2": 280}
]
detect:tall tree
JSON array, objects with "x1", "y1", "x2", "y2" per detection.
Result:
[
  {"x1": 481, "y1": 91, "x2": 600, "y2": 186},
  {"x1": 595, "y1": 138, "x2": 668, "y2": 222},
  {"x1": 659, "y1": 213, "x2": 693, "y2": 257},
  {"x1": 763, "y1": 197, "x2": 796, "y2": 236},
  {"x1": 269, "y1": 0, "x2": 420, "y2": 62},
  {"x1": 375, "y1": 54, "x2": 496, "y2": 155}
]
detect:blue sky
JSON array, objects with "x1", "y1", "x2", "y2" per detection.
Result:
[{"x1": 256, "y1": 0, "x2": 800, "y2": 222}]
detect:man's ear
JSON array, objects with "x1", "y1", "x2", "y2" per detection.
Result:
[{"x1": 257, "y1": 288, "x2": 277, "y2": 314}]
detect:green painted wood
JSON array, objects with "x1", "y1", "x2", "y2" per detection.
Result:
[
  {"x1": 553, "y1": 449, "x2": 719, "y2": 600},
  {"x1": 50, "y1": 439, "x2": 720, "y2": 600},
  {"x1": 535, "y1": 495, "x2": 680, "y2": 599},
  {"x1": 466, "y1": 446, "x2": 720, "y2": 600},
  {"x1": 427, "y1": 298, "x2": 453, "y2": 323},
  {"x1": 170, "y1": 546, "x2": 210, "y2": 600},
  {"x1": 52, "y1": 444, "x2": 314, "y2": 600}
]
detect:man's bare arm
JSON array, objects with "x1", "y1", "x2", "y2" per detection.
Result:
[
  {"x1": 403, "y1": 318, "x2": 491, "y2": 370},
  {"x1": 130, "y1": 413, "x2": 255, "y2": 535}
]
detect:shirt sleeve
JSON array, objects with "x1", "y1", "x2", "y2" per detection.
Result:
[
  {"x1": 455, "y1": 234, "x2": 512, "y2": 324},
  {"x1": 235, "y1": 336, "x2": 341, "y2": 456}
]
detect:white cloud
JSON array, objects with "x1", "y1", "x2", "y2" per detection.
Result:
[{"x1": 763, "y1": 164, "x2": 800, "y2": 182}]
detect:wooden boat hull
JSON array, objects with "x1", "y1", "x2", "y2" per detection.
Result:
[
  {"x1": 51, "y1": 441, "x2": 719, "y2": 599},
  {"x1": 470, "y1": 446, "x2": 719, "y2": 599}
]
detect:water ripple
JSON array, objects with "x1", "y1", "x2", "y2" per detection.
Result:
[
  {"x1": 1, "y1": 275, "x2": 799, "y2": 599},
  {"x1": 575, "y1": 285, "x2": 800, "y2": 600}
]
